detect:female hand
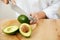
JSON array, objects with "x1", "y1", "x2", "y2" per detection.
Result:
[
  {"x1": 3, "y1": 0, "x2": 9, "y2": 4},
  {"x1": 30, "y1": 11, "x2": 47, "y2": 24},
  {"x1": 3, "y1": 0, "x2": 15, "y2": 4}
]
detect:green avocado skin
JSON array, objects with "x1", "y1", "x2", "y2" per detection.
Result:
[
  {"x1": 20, "y1": 32, "x2": 31, "y2": 38},
  {"x1": 20, "y1": 28, "x2": 32, "y2": 38},
  {"x1": 17, "y1": 15, "x2": 30, "y2": 24},
  {"x1": 2, "y1": 28, "x2": 19, "y2": 35}
]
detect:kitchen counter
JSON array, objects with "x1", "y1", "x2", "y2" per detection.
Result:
[{"x1": 0, "y1": 19, "x2": 60, "y2": 40}]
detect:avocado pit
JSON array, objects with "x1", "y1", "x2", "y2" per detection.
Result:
[{"x1": 21, "y1": 25, "x2": 29, "y2": 33}]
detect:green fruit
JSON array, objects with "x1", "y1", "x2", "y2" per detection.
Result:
[
  {"x1": 17, "y1": 15, "x2": 30, "y2": 24},
  {"x1": 2, "y1": 25, "x2": 19, "y2": 35},
  {"x1": 19, "y1": 23, "x2": 32, "y2": 37}
]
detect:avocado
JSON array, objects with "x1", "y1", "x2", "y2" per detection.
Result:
[
  {"x1": 19, "y1": 23, "x2": 32, "y2": 37},
  {"x1": 17, "y1": 15, "x2": 30, "y2": 24},
  {"x1": 2, "y1": 25, "x2": 19, "y2": 35}
]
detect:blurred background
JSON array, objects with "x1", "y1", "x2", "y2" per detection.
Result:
[{"x1": 0, "y1": 1, "x2": 17, "y2": 19}]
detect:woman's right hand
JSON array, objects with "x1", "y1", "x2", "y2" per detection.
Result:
[{"x1": 30, "y1": 11, "x2": 47, "y2": 24}]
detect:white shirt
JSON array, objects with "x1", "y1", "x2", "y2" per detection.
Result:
[{"x1": 15, "y1": 0, "x2": 60, "y2": 19}]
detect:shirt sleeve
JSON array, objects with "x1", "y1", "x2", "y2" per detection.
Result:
[{"x1": 43, "y1": 2, "x2": 60, "y2": 19}]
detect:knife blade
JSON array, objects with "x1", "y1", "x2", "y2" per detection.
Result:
[{"x1": 9, "y1": 1, "x2": 36, "y2": 22}]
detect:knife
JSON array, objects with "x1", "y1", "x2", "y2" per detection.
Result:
[{"x1": 9, "y1": 1, "x2": 36, "y2": 21}]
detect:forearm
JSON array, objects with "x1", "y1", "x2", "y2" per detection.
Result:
[{"x1": 43, "y1": 2, "x2": 60, "y2": 19}]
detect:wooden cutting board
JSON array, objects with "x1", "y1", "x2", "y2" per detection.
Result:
[{"x1": 0, "y1": 19, "x2": 60, "y2": 40}]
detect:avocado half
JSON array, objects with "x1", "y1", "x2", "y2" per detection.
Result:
[
  {"x1": 3, "y1": 25, "x2": 19, "y2": 35},
  {"x1": 19, "y1": 23, "x2": 32, "y2": 37}
]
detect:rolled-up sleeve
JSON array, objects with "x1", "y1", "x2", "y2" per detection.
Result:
[{"x1": 43, "y1": 2, "x2": 60, "y2": 19}]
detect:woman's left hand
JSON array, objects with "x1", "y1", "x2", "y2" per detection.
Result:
[
  {"x1": 3, "y1": 0, "x2": 15, "y2": 4},
  {"x1": 3, "y1": 0, "x2": 9, "y2": 4}
]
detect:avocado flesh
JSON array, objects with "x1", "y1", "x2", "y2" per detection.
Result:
[
  {"x1": 3, "y1": 25, "x2": 19, "y2": 34},
  {"x1": 19, "y1": 23, "x2": 32, "y2": 37}
]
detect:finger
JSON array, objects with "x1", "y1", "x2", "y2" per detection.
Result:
[
  {"x1": 30, "y1": 20, "x2": 33, "y2": 24},
  {"x1": 33, "y1": 14, "x2": 38, "y2": 20},
  {"x1": 30, "y1": 20, "x2": 37, "y2": 24},
  {"x1": 11, "y1": 0, "x2": 16, "y2": 5},
  {"x1": 3, "y1": 0, "x2": 9, "y2": 4}
]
